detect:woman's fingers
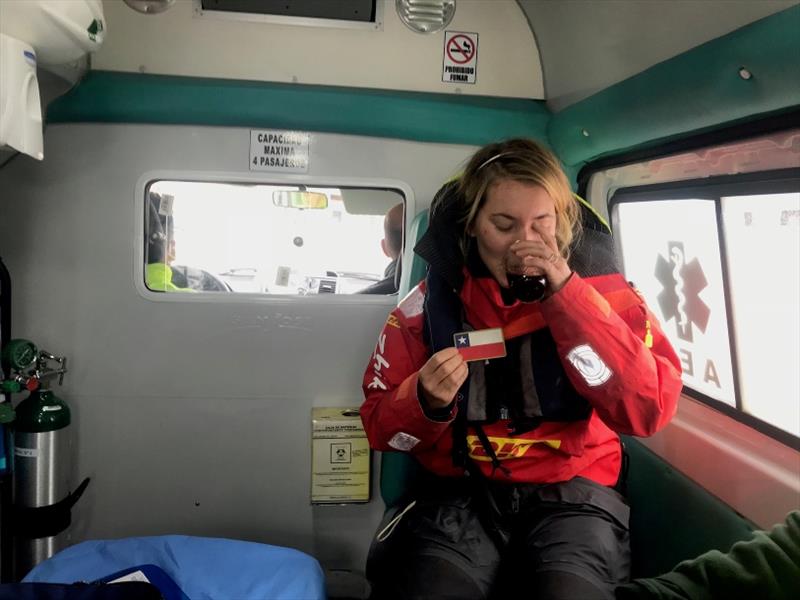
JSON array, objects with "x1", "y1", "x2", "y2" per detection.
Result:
[
  {"x1": 531, "y1": 223, "x2": 560, "y2": 255},
  {"x1": 420, "y1": 347, "x2": 460, "y2": 378},
  {"x1": 429, "y1": 351, "x2": 465, "y2": 386},
  {"x1": 419, "y1": 348, "x2": 468, "y2": 409}
]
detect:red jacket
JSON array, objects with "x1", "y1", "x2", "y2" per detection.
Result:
[{"x1": 361, "y1": 272, "x2": 682, "y2": 487}]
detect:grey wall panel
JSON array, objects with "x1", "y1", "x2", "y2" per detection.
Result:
[{"x1": 0, "y1": 123, "x2": 476, "y2": 578}]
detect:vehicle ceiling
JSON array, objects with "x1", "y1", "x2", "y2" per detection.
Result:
[
  {"x1": 518, "y1": 0, "x2": 798, "y2": 111},
  {"x1": 2, "y1": 0, "x2": 798, "y2": 168},
  {"x1": 30, "y1": 0, "x2": 800, "y2": 115}
]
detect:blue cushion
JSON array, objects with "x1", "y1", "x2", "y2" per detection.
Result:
[{"x1": 23, "y1": 535, "x2": 326, "y2": 600}]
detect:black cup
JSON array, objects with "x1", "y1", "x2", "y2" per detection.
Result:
[{"x1": 506, "y1": 272, "x2": 547, "y2": 302}]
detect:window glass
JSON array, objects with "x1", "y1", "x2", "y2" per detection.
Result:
[
  {"x1": 615, "y1": 199, "x2": 737, "y2": 405},
  {"x1": 145, "y1": 181, "x2": 404, "y2": 295},
  {"x1": 721, "y1": 193, "x2": 800, "y2": 436}
]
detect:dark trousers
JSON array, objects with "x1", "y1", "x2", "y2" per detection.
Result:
[{"x1": 367, "y1": 476, "x2": 630, "y2": 600}]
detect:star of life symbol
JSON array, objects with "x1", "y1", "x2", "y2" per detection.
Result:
[{"x1": 655, "y1": 241, "x2": 710, "y2": 342}]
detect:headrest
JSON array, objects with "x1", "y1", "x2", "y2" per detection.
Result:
[{"x1": 413, "y1": 180, "x2": 464, "y2": 291}]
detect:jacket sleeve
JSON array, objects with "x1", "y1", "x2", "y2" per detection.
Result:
[
  {"x1": 540, "y1": 274, "x2": 683, "y2": 436},
  {"x1": 360, "y1": 286, "x2": 456, "y2": 453}
]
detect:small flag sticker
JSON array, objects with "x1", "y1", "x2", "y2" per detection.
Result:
[{"x1": 453, "y1": 328, "x2": 506, "y2": 362}]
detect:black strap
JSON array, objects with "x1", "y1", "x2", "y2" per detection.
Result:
[
  {"x1": 13, "y1": 477, "x2": 90, "y2": 539},
  {"x1": 466, "y1": 360, "x2": 488, "y2": 422},
  {"x1": 472, "y1": 424, "x2": 510, "y2": 478},
  {"x1": 518, "y1": 336, "x2": 542, "y2": 418},
  {"x1": 461, "y1": 445, "x2": 512, "y2": 549}
]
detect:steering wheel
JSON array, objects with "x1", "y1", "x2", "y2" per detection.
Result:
[{"x1": 171, "y1": 265, "x2": 233, "y2": 292}]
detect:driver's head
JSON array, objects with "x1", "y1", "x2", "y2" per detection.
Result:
[
  {"x1": 381, "y1": 203, "x2": 404, "y2": 260},
  {"x1": 147, "y1": 192, "x2": 175, "y2": 264}
]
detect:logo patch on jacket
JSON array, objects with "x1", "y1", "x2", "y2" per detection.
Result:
[
  {"x1": 398, "y1": 285, "x2": 425, "y2": 318},
  {"x1": 389, "y1": 432, "x2": 420, "y2": 451},
  {"x1": 467, "y1": 434, "x2": 561, "y2": 461},
  {"x1": 566, "y1": 344, "x2": 612, "y2": 386}
]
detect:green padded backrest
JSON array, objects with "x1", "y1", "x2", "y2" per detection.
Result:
[
  {"x1": 380, "y1": 451, "x2": 422, "y2": 509},
  {"x1": 380, "y1": 209, "x2": 429, "y2": 508},
  {"x1": 623, "y1": 436, "x2": 755, "y2": 577},
  {"x1": 398, "y1": 209, "x2": 430, "y2": 298}
]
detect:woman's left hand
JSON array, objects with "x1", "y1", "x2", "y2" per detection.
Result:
[{"x1": 509, "y1": 228, "x2": 572, "y2": 295}]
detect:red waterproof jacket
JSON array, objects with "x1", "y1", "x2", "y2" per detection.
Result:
[{"x1": 361, "y1": 271, "x2": 682, "y2": 487}]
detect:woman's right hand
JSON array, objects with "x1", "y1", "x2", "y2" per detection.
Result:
[{"x1": 418, "y1": 347, "x2": 469, "y2": 410}]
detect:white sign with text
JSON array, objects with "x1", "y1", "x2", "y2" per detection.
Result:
[
  {"x1": 250, "y1": 130, "x2": 310, "y2": 172},
  {"x1": 442, "y1": 31, "x2": 478, "y2": 84}
]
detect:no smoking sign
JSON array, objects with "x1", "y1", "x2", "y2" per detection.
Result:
[{"x1": 442, "y1": 31, "x2": 478, "y2": 84}]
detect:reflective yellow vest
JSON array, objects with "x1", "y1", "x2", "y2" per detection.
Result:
[{"x1": 145, "y1": 263, "x2": 192, "y2": 292}]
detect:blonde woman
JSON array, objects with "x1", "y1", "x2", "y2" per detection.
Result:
[{"x1": 361, "y1": 139, "x2": 682, "y2": 599}]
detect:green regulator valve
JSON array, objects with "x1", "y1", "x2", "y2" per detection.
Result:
[
  {"x1": 1, "y1": 338, "x2": 67, "y2": 392},
  {"x1": 2, "y1": 338, "x2": 38, "y2": 370}
]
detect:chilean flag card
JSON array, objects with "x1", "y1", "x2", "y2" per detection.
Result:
[{"x1": 454, "y1": 328, "x2": 506, "y2": 362}]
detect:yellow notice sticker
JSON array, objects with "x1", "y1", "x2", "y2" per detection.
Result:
[{"x1": 311, "y1": 408, "x2": 370, "y2": 503}]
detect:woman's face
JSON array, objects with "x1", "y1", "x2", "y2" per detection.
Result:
[{"x1": 470, "y1": 179, "x2": 557, "y2": 287}]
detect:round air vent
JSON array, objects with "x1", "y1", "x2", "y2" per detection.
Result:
[{"x1": 396, "y1": 0, "x2": 456, "y2": 34}]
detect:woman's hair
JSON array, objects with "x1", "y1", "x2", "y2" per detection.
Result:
[{"x1": 457, "y1": 138, "x2": 580, "y2": 259}]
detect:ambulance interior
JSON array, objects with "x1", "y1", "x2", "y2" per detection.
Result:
[{"x1": 0, "y1": 0, "x2": 798, "y2": 597}]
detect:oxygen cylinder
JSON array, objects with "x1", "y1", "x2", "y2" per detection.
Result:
[
  {"x1": 13, "y1": 389, "x2": 71, "y2": 508},
  {"x1": 1, "y1": 339, "x2": 87, "y2": 580},
  {"x1": 13, "y1": 389, "x2": 73, "y2": 580}
]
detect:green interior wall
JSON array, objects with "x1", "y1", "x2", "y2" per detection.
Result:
[
  {"x1": 46, "y1": 71, "x2": 551, "y2": 148},
  {"x1": 548, "y1": 5, "x2": 800, "y2": 170}
]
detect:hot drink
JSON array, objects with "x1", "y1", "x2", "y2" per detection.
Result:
[{"x1": 506, "y1": 272, "x2": 547, "y2": 302}]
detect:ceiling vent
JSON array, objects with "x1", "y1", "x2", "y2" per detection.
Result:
[
  {"x1": 396, "y1": 0, "x2": 455, "y2": 34},
  {"x1": 199, "y1": 0, "x2": 377, "y2": 24}
]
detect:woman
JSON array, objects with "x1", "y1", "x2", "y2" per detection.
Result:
[{"x1": 361, "y1": 139, "x2": 682, "y2": 600}]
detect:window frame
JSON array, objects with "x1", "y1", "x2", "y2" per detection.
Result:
[
  {"x1": 609, "y1": 167, "x2": 800, "y2": 450},
  {"x1": 135, "y1": 170, "x2": 413, "y2": 305}
]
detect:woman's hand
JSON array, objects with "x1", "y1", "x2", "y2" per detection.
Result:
[
  {"x1": 418, "y1": 347, "x2": 468, "y2": 410},
  {"x1": 506, "y1": 227, "x2": 572, "y2": 295}
]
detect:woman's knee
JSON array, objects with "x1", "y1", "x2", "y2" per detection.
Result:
[{"x1": 369, "y1": 554, "x2": 488, "y2": 600}]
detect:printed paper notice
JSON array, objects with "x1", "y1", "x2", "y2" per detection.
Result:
[
  {"x1": 250, "y1": 130, "x2": 310, "y2": 172},
  {"x1": 311, "y1": 408, "x2": 370, "y2": 504}
]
